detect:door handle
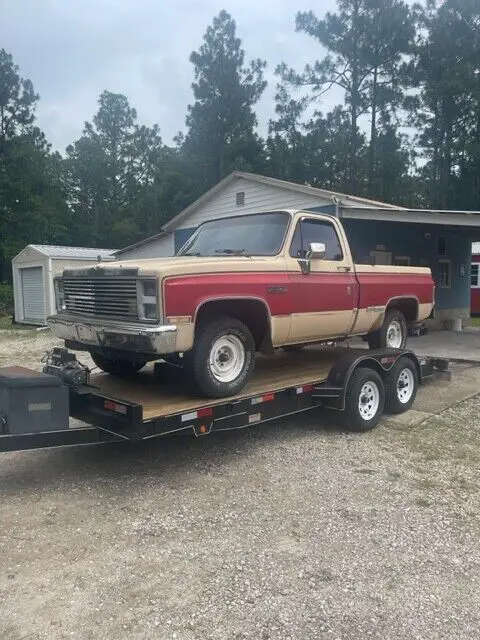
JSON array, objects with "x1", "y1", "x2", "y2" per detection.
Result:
[{"x1": 337, "y1": 265, "x2": 351, "y2": 272}]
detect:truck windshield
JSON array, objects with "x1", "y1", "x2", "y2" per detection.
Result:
[{"x1": 177, "y1": 212, "x2": 290, "y2": 257}]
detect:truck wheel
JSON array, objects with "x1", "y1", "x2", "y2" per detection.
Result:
[
  {"x1": 367, "y1": 309, "x2": 407, "y2": 350},
  {"x1": 384, "y1": 356, "x2": 418, "y2": 414},
  {"x1": 187, "y1": 317, "x2": 255, "y2": 398},
  {"x1": 341, "y1": 367, "x2": 385, "y2": 432},
  {"x1": 91, "y1": 353, "x2": 146, "y2": 376}
]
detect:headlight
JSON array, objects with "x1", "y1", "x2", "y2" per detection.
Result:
[
  {"x1": 138, "y1": 278, "x2": 158, "y2": 321},
  {"x1": 54, "y1": 279, "x2": 66, "y2": 312}
]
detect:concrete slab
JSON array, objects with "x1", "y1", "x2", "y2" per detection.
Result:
[{"x1": 406, "y1": 328, "x2": 480, "y2": 362}]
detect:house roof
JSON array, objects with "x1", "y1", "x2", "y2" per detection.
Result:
[
  {"x1": 27, "y1": 245, "x2": 117, "y2": 259},
  {"x1": 162, "y1": 171, "x2": 404, "y2": 231},
  {"x1": 114, "y1": 231, "x2": 170, "y2": 256}
]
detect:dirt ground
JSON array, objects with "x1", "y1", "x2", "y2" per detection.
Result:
[{"x1": 1, "y1": 330, "x2": 480, "y2": 640}]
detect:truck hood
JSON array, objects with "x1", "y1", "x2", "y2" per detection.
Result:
[{"x1": 62, "y1": 255, "x2": 284, "y2": 278}]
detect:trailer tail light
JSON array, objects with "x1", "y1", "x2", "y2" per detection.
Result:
[
  {"x1": 104, "y1": 400, "x2": 127, "y2": 415},
  {"x1": 251, "y1": 392, "x2": 275, "y2": 405},
  {"x1": 181, "y1": 407, "x2": 213, "y2": 423},
  {"x1": 296, "y1": 385, "x2": 314, "y2": 395}
]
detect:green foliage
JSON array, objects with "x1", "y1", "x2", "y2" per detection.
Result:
[
  {"x1": 0, "y1": 284, "x2": 13, "y2": 314},
  {"x1": 182, "y1": 10, "x2": 267, "y2": 189}
]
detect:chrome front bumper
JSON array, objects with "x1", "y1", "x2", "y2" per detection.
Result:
[{"x1": 46, "y1": 315, "x2": 177, "y2": 355}]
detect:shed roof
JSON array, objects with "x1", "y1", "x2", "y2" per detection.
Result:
[{"x1": 27, "y1": 245, "x2": 117, "y2": 259}]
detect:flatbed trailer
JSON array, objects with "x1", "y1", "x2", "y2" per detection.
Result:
[{"x1": 0, "y1": 347, "x2": 448, "y2": 454}]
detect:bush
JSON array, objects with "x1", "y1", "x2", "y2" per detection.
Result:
[{"x1": 0, "y1": 283, "x2": 14, "y2": 314}]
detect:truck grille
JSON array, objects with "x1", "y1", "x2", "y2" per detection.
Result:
[{"x1": 63, "y1": 277, "x2": 139, "y2": 319}]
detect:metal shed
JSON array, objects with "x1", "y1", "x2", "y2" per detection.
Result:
[{"x1": 12, "y1": 245, "x2": 116, "y2": 326}]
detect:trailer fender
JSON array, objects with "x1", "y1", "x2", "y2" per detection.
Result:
[{"x1": 324, "y1": 348, "x2": 421, "y2": 412}]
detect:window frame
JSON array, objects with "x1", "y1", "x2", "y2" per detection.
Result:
[
  {"x1": 289, "y1": 216, "x2": 344, "y2": 262},
  {"x1": 438, "y1": 258, "x2": 451, "y2": 289},
  {"x1": 471, "y1": 263, "x2": 480, "y2": 288}
]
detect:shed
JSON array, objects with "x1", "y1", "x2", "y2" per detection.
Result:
[{"x1": 12, "y1": 245, "x2": 117, "y2": 325}]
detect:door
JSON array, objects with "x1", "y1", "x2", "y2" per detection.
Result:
[
  {"x1": 287, "y1": 217, "x2": 357, "y2": 342},
  {"x1": 21, "y1": 267, "x2": 45, "y2": 324}
]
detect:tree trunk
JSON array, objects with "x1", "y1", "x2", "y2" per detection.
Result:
[{"x1": 368, "y1": 66, "x2": 379, "y2": 197}]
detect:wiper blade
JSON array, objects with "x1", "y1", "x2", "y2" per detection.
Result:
[{"x1": 214, "y1": 248, "x2": 248, "y2": 255}]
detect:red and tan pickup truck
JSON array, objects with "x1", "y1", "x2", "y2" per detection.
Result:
[{"x1": 47, "y1": 210, "x2": 435, "y2": 397}]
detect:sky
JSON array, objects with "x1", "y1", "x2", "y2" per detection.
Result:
[{"x1": 0, "y1": 0, "x2": 343, "y2": 153}]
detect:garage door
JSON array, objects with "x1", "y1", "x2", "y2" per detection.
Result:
[{"x1": 21, "y1": 267, "x2": 45, "y2": 324}]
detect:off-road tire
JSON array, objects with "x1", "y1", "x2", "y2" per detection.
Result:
[
  {"x1": 91, "y1": 353, "x2": 146, "y2": 376},
  {"x1": 185, "y1": 317, "x2": 255, "y2": 398},
  {"x1": 367, "y1": 309, "x2": 407, "y2": 350},
  {"x1": 341, "y1": 367, "x2": 385, "y2": 432},
  {"x1": 384, "y1": 356, "x2": 418, "y2": 414}
]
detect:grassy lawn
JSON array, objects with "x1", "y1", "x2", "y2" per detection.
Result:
[
  {"x1": 0, "y1": 315, "x2": 38, "y2": 331},
  {"x1": 471, "y1": 316, "x2": 480, "y2": 328}
]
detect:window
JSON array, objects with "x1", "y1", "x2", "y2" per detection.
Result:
[
  {"x1": 472, "y1": 263, "x2": 480, "y2": 288},
  {"x1": 235, "y1": 191, "x2": 245, "y2": 206},
  {"x1": 437, "y1": 236, "x2": 446, "y2": 257},
  {"x1": 370, "y1": 251, "x2": 392, "y2": 265},
  {"x1": 394, "y1": 256, "x2": 411, "y2": 266},
  {"x1": 289, "y1": 218, "x2": 343, "y2": 261},
  {"x1": 177, "y1": 212, "x2": 290, "y2": 257},
  {"x1": 438, "y1": 259, "x2": 451, "y2": 288}
]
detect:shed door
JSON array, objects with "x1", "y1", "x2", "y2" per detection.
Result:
[{"x1": 21, "y1": 267, "x2": 45, "y2": 323}]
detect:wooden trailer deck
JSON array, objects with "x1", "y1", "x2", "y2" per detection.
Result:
[{"x1": 89, "y1": 346, "x2": 348, "y2": 420}]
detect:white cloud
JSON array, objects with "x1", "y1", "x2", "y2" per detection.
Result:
[{"x1": 1, "y1": 0, "x2": 343, "y2": 151}]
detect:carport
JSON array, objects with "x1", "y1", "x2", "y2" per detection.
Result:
[{"x1": 337, "y1": 207, "x2": 480, "y2": 327}]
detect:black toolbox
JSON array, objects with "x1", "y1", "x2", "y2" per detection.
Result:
[{"x1": 0, "y1": 367, "x2": 69, "y2": 435}]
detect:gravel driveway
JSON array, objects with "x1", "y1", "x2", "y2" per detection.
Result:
[{"x1": 1, "y1": 330, "x2": 480, "y2": 640}]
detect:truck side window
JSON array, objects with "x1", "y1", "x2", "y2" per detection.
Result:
[{"x1": 289, "y1": 218, "x2": 344, "y2": 261}]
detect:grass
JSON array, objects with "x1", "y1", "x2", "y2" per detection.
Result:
[
  {"x1": 470, "y1": 317, "x2": 480, "y2": 328},
  {"x1": 0, "y1": 315, "x2": 38, "y2": 331}
]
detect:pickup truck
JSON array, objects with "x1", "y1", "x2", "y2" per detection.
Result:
[{"x1": 47, "y1": 210, "x2": 435, "y2": 398}]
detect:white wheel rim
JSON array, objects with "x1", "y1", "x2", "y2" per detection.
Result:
[
  {"x1": 209, "y1": 334, "x2": 245, "y2": 383},
  {"x1": 396, "y1": 367, "x2": 415, "y2": 404},
  {"x1": 386, "y1": 320, "x2": 403, "y2": 348},
  {"x1": 358, "y1": 381, "x2": 380, "y2": 421}
]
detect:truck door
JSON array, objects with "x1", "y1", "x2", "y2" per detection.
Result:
[{"x1": 286, "y1": 216, "x2": 358, "y2": 343}]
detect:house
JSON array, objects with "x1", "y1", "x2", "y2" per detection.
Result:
[
  {"x1": 472, "y1": 242, "x2": 480, "y2": 316},
  {"x1": 12, "y1": 245, "x2": 117, "y2": 325},
  {"x1": 115, "y1": 170, "x2": 480, "y2": 326}
]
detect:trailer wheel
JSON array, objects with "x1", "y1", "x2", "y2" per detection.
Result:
[
  {"x1": 367, "y1": 309, "x2": 407, "y2": 350},
  {"x1": 384, "y1": 356, "x2": 418, "y2": 414},
  {"x1": 91, "y1": 353, "x2": 146, "y2": 376},
  {"x1": 341, "y1": 367, "x2": 385, "y2": 432},
  {"x1": 186, "y1": 317, "x2": 255, "y2": 398}
]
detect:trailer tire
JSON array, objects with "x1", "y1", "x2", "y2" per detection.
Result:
[
  {"x1": 341, "y1": 367, "x2": 385, "y2": 432},
  {"x1": 91, "y1": 353, "x2": 146, "y2": 376},
  {"x1": 186, "y1": 317, "x2": 255, "y2": 398},
  {"x1": 384, "y1": 356, "x2": 418, "y2": 414},
  {"x1": 367, "y1": 309, "x2": 407, "y2": 350}
]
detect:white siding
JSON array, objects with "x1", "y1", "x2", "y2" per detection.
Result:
[
  {"x1": 180, "y1": 177, "x2": 332, "y2": 229},
  {"x1": 115, "y1": 234, "x2": 175, "y2": 260}
]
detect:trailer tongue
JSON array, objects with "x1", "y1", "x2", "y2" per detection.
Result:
[{"x1": 0, "y1": 347, "x2": 448, "y2": 454}]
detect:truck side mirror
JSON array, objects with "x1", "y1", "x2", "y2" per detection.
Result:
[{"x1": 307, "y1": 242, "x2": 326, "y2": 259}]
